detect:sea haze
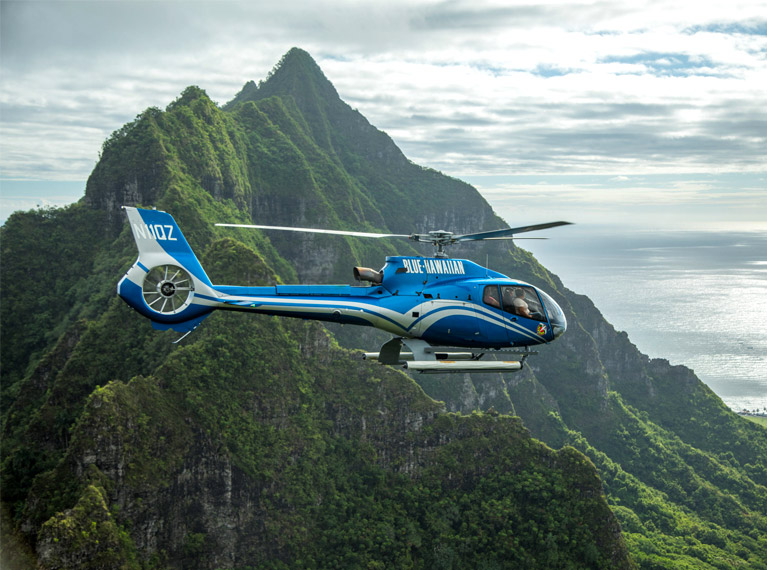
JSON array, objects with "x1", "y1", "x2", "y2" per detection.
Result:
[{"x1": 521, "y1": 227, "x2": 767, "y2": 413}]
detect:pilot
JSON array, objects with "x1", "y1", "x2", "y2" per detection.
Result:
[{"x1": 513, "y1": 289, "x2": 532, "y2": 318}]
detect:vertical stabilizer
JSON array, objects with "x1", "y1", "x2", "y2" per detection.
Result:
[
  {"x1": 123, "y1": 207, "x2": 212, "y2": 286},
  {"x1": 118, "y1": 207, "x2": 215, "y2": 332}
]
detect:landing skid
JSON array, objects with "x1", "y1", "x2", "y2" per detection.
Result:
[{"x1": 363, "y1": 337, "x2": 536, "y2": 374}]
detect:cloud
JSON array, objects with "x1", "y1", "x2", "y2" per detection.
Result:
[
  {"x1": 468, "y1": 172, "x2": 767, "y2": 228},
  {"x1": 1, "y1": 0, "x2": 765, "y2": 228}
]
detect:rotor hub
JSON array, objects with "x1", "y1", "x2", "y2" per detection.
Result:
[
  {"x1": 160, "y1": 281, "x2": 176, "y2": 297},
  {"x1": 428, "y1": 230, "x2": 454, "y2": 242}
]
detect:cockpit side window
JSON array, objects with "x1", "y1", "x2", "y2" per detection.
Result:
[
  {"x1": 500, "y1": 285, "x2": 546, "y2": 322},
  {"x1": 483, "y1": 285, "x2": 501, "y2": 308}
]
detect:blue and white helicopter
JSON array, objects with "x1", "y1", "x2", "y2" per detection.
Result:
[{"x1": 118, "y1": 207, "x2": 571, "y2": 374}]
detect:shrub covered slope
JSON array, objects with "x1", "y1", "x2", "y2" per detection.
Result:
[{"x1": 2, "y1": 48, "x2": 765, "y2": 569}]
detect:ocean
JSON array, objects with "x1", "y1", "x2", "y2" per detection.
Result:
[{"x1": 520, "y1": 227, "x2": 767, "y2": 413}]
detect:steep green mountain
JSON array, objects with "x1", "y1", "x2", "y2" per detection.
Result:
[{"x1": 1, "y1": 47, "x2": 765, "y2": 569}]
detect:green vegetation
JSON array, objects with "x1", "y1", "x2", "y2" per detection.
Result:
[
  {"x1": 37, "y1": 484, "x2": 138, "y2": 570},
  {"x1": 742, "y1": 415, "x2": 767, "y2": 427},
  {"x1": 2, "y1": 47, "x2": 764, "y2": 569}
]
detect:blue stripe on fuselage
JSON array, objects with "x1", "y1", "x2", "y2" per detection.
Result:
[{"x1": 218, "y1": 293, "x2": 413, "y2": 334}]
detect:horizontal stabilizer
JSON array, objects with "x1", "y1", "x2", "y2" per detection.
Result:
[{"x1": 150, "y1": 313, "x2": 210, "y2": 333}]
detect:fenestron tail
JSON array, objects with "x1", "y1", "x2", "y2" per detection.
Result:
[{"x1": 117, "y1": 207, "x2": 216, "y2": 332}]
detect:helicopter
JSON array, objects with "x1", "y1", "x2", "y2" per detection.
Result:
[{"x1": 117, "y1": 206, "x2": 571, "y2": 374}]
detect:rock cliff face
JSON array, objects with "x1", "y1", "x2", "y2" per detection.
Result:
[
  {"x1": 2, "y1": 47, "x2": 765, "y2": 569},
  {"x1": 26, "y1": 312, "x2": 632, "y2": 569}
]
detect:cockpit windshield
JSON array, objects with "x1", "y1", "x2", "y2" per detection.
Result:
[
  {"x1": 482, "y1": 284, "x2": 548, "y2": 322},
  {"x1": 537, "y1": 288, "x2": 567, "y2": 338},
  {"x1": 482, "y1": 284, "x2": 567, "y2": 338}
]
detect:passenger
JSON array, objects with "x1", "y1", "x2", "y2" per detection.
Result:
[
  {"x1": 484, "y1": 286, "x2": 500, "y2": 308},
  {"x1": 513, "y1": 289, "x2": 532, "y2": 318}
]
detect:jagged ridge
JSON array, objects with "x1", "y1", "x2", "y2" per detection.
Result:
[{"x1": 2, "y1": 47, "x2": 765, "y2": 569}]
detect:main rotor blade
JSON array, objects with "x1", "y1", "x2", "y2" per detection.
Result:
[
  {"x1": 216, "y1": 223, "x2": 410, "y2": 239},
  {"x1": 455, "y1": 221, "x2": 572, "y2": 242}
]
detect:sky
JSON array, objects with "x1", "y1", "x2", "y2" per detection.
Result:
[{"x1": 1, "y1": 0, "x2": 766, "y2": 228}]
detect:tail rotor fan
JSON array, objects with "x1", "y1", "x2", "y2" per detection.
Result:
[{"x1": 142, "y1": 265, "x2": 194, "y2": 314}]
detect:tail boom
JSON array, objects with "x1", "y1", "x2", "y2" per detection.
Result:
[{"x1": 117, "y1": 207, "x2": 408, "y2": 335}]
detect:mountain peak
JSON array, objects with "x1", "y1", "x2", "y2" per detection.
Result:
[
  {"x1": 226, "y1": 47, "x2": 340, "y2": 110},
  {"x1": 278, "y1": 47, "x2": 321, "y2": 73},
  {"x1": 265, "y1": 47, "x2": 339, "y2": 99},
  {"x1": 167, "y1": 85, "x2": 213, "y2": 111}
]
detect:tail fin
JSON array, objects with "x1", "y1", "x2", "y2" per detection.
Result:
[
  {"x1": 118, "y1": 207, "x2": 215, "y2": 333},
  {"x1": 124, "y1": 206, "x2": 212, "y2": 286}
]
